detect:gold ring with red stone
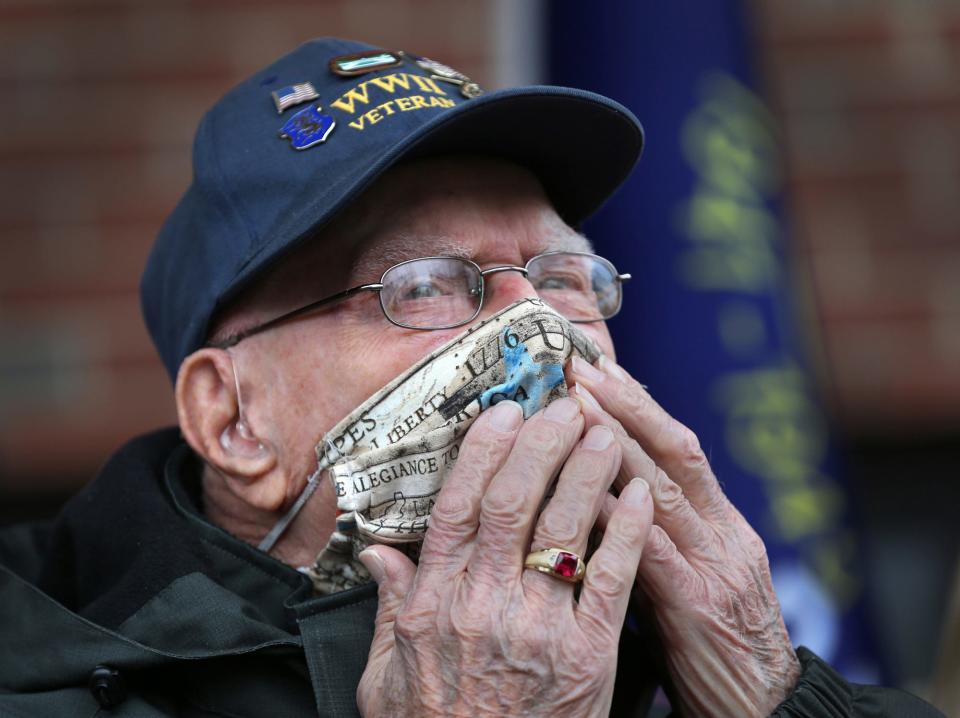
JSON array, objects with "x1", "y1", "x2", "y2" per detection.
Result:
[{"x1": 523, "y1": 548, "x2": 586, "y2": 583}]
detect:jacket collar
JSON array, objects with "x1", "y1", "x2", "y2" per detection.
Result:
[{"x1": 0, "y1": 428, "x2": 376, "y2": 693}]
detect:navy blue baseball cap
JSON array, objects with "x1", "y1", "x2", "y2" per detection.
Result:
[{"x1": 142, "y1": 37, "x2": 644, "y2": 380}]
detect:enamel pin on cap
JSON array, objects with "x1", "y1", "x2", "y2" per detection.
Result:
[
  {"x1": 414, "y1": 56, "x2": 483, "y2": 98},
  {"x1": 454, "y1": 80, "x2": 483, "y2": 99},
  {"x1": 279, "y1": 105, "x2": 336, "y2": 150},
  {"x1": 330, "y1": 50, "x2": 402, "y2": 76},
  {"x1": 271, "y1": 81, "x2": 320, "y2": 114},
  {"x1": 414, "y1": 56, "x2": 468, "y2": 81}
]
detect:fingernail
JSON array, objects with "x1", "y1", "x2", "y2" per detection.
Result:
[
  {"x1": 599, "y1": 355, "x2": 631, "y2": 384},
  {"x1": 574, "y1": 382, "x2": 602, "y2": 411},
  {"x1": 625, "y1": 477, "x2": 650, "y2": 506},
  {"x1": 488, "y1": 400, "x2": 523, "y2": 432},
  {"x1": 358, "y1": 548, "x2": 386, "y2": 583},
  {"x1": 571, "y1": 355, "x2": 605, "y2": 383},
  {"x1": 544, "y1": 397, "x2": 580, "y2": 423},
  {"x1": 583, "y1": 425, "x2": 614, "y2": 450}
]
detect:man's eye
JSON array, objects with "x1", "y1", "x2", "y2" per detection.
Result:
[
  {"x1": 402, "y1": 282, "x2": 444, "y2": 300},
  {"x1": 535, "y1": 274, "x2": 586, "y2": 291},
  {"x1": 537, "y1": 277, "x2": 569, "y2": 290}
]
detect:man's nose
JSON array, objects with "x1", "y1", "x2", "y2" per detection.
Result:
[{"x1": 477, "y1": 268, "x2": 540, "y2": 319}]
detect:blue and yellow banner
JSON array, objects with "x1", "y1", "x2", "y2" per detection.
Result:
[{"x1": 549, "y1": 0, "x2": 879, "y2": 678}]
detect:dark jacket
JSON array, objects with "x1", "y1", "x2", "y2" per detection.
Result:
[{"x1": 0, "y1": 430, "x2": 943, "y2": 717}]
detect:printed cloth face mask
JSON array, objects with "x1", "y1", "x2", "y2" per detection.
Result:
[{"x1": 258, "y1": 298, "x2": 601, "y2": 593}]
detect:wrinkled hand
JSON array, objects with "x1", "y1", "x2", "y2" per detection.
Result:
[
  {"x1": 569, "y1": 356, "x2": 801, "y2": 718},
  {"x1": 356, "y1": 398, "x2": 653, "y2": 717}
]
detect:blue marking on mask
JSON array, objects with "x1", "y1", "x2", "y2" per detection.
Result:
[{"x1": 479, "y1": 327, "x2": 566, "y2": 417}]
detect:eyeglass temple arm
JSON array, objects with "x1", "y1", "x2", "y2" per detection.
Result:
[{"x1": 210, "y1": 283, "x2": 384, "y2": 349}]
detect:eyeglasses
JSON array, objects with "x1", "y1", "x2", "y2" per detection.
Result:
[{"x1": 211, "y1": 251, "x2": 631, "y2": 348}]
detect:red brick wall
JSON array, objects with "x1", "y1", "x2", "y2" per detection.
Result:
[
  {"x1": 752, "y1": 1, "x2": 960, "y2": 435},
  {"x1": 0, "y1": 0, "x2": 497, "y2": 490}
]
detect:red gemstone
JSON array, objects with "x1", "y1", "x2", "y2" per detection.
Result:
[{"x1": 553, "y1": 551, "x2": 579, "y2": 578}]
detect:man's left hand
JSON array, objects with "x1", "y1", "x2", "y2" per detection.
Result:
[{"x1": 569, "y1": 355, "x2": 801, "y2": 718}]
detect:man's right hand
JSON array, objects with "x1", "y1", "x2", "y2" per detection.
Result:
[{"x1": 356, "y1": 398, "x2": 653, "y2": 717}]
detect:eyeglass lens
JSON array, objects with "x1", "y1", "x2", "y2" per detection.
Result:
[
  {"x1": 526, "y1": 253, "x2": 619, "y2": 322},
  {"x1": 379, "y1": 257, "x2": 483, "y2": 329},
  {"x1": 379, "y1": 254, "x2": 621, "y2": 330}
]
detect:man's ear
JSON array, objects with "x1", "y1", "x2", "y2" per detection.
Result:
[{"x1": 175, "y1": 348, "x2": 285, "y2": 512}]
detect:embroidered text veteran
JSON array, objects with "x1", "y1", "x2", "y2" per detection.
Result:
[{"x1": 329, "y1": 72, "x2": 456, "y2": 130}]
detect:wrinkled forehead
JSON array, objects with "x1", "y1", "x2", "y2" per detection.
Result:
[
  {"x1": 346, "y1": 157, "x2": 593, "y2": 279},
  {"x1": 352, "y1": 227, "x2": 593, "y2": 277}
]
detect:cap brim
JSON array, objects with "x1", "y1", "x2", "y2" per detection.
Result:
[{"x1": 223, "y1": 85, "x2": 643, "y2": 310}]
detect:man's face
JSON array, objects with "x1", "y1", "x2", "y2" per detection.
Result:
[{"x1": 228, "y1": 157, "x2": 616, "y2": 485}]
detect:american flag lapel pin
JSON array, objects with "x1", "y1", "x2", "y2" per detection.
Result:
[{"x1": 271, "y1": 81, "x2": 320, "y2": 114}]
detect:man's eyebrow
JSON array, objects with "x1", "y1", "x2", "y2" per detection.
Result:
[
  {"x1": 537, "y1": 230, "x2": 594, "y2": 254},
  {"x1": 352, "y1": 235, "x2": 469, "y2": 279},
  {"x1": 352, "y1": 230, "x2": 595, "y2": 280}
]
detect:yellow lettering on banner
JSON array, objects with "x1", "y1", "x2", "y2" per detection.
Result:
[
  {"x1": 379, "y1": 100, "x2": 396, "y2": 116},
  {"x1": 682, "y1": 75, "x2": 779, "y2": 198},
  {"x1": 396, "y1": 97, "x2": 414, "y2": 111},
  {"x1": 365, "y1": 107, "x2": 384, "y2": 125},
  {"x1": 411, "y1": 95, "x2": 429, "y2": 109},
  {"x1": 813, "y1": 533, "x2": 861, "y2": 608},
  {"x1": 714, "y1": 367, "x2": 827, "y2": 483},
  {"x1": 686, "y1": 74, "x2": 867, "y2": 613},
  {"x1": 714, "y1": 364, "x2": 863, "y2": 607},
  {"x1": 679, "y1": 244, "x2": 779, "y2": 292},
  {"x1": 348, "y1": 117, "x2": 365, "y2": 130},
  {"x1": 687, "y1": 191, "x2": 780, "y2": 246},
  {"x1": 677, "y1": 72, "x2": 781, "y2": 293},
  {"x1": 770, "y1": 485, "x2": 844, "y2": 541}
]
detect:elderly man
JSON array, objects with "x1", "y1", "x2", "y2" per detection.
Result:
[{"x1": 0, "y1": 38, "x2": 941, "y2": 717}]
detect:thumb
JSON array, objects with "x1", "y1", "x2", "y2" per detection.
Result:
[{"x1": 359, "y1": 546, "x2": 417, "y2": 661}]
